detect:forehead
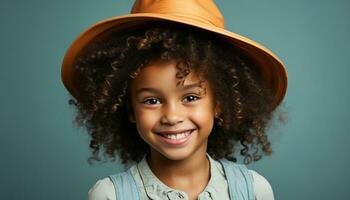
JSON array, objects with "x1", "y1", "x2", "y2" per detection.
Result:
[{"x1": 130, "y1": 59, "x2": 207, "y2": 92}]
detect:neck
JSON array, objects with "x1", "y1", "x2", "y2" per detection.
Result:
[{"x1": 146, "y1": 146, "x2": 210, "y2": 189}]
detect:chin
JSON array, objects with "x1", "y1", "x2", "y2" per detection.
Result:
[{"x1": 155, "y1": 146, "x2": 197, "y2": 161}]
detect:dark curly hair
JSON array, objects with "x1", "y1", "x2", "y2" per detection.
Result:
[{"x1": 68, "y1": 21, "x2": 283, "y2": 168}]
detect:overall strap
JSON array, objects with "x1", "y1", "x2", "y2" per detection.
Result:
[
  {"x1": 218, "y1": 159, "x2": 255, "y2": 200},
  {"x1": 108, "y1": 169, "x2": 140, "y2": 200}
]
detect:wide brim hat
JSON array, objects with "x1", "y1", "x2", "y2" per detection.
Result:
[{"x1": 61, "y1": 0, "x2": 288, "y2": 110}]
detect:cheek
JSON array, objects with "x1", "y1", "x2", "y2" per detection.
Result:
[
  {"x1": 134, "y1": 109, "x2": 160, "y2": 131},
  {"x1": 190, "y1": 104, "x2": 215, "y2": 125},
  {"x1": 132, "y1": 99, "x2": 156, "y2": 129}
]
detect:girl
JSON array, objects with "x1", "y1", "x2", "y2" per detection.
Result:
[{"x1": 61, "y1": 0, "x2": 287, "y2": 200}]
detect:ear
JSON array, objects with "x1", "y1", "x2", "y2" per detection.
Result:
[{"x1": 214, "y1": 101, "x2": 222, "y2": 117}]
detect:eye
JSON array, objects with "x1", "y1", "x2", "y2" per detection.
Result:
[
  {"x1": 183, "y1": 95, "x2": 200, "y2": 102},
  {"x1": 142, "y1": 98, "x2": 160, "y2": 105}
]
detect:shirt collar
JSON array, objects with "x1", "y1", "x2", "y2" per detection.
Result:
[{"x1": 136, "y1": 153, "x2": 227, "y2": 199}]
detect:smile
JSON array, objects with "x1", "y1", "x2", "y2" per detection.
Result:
[{"x1": 156, "y1": 129, "x2": 195, "y2": 145}]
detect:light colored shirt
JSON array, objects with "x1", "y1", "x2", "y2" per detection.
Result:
[{"x1": 88, "y1": 154, "x2": 274, "y2": 200}]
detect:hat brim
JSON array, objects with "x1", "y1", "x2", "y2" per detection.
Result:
[{"x1": 61, "y1": 13, "x2": 287, "y2": 110}]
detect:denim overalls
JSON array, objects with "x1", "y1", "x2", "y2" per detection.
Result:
[{"x1": 108, "y1": 157, "x2": 254, "y2": 200}]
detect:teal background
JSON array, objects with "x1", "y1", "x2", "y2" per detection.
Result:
[{"x1": 1, "y1": 0, "x2": 349, "y2": 199}]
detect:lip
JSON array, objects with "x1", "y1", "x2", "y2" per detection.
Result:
[
  {"x1": 156, "y1": 129, "x2": 195, "y2": 146},
  {"x1": 156, "y1": 129, "x2": 195, "y2": 135}
]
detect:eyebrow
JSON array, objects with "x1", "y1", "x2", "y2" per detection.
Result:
[{"x1": 135, "y1": 82, "x2": 202, "y2": 96}]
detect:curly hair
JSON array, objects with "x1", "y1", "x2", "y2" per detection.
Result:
[{"x1": 68, "y1": 21, "x2": 282, "y2": 167}]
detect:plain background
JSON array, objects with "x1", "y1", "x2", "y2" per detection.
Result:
[{"x1": 1, "y1": 0, "x2": 349, "y2": 199}]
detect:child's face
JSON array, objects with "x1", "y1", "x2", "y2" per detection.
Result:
[{"x1": 130, "y1": 59, "x2": 218, "y2": 161}]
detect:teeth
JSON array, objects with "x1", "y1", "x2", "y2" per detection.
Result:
[{"x1": 163, "y1": 131, "x2": 191, "y2": 140}]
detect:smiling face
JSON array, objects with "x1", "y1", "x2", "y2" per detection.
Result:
[{"x1": 129, "y1": 59, "x2": 219, "y2": 161}]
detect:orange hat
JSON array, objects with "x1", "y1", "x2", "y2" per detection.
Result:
[{"x1": 61, "y1": 0, "x2": 287, "y2": 110}]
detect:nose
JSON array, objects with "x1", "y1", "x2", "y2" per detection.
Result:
[{"x1": 160, "y1": 102, "x2": 184, "y2": 125}]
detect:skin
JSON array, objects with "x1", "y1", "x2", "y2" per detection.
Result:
[{"x1": 129, "y1": 58, "x2": 220, "y2": 200}]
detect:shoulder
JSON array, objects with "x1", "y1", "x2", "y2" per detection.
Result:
[
  {"x1": 88, "y1": 177, "x2": 116, "y2": 200},
  {"x1": 248, "y1": 169, "x2": 275, "y2": 200},
  {"x1": 214, "y1": 157, "x2": 274, "y2": 199}
]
